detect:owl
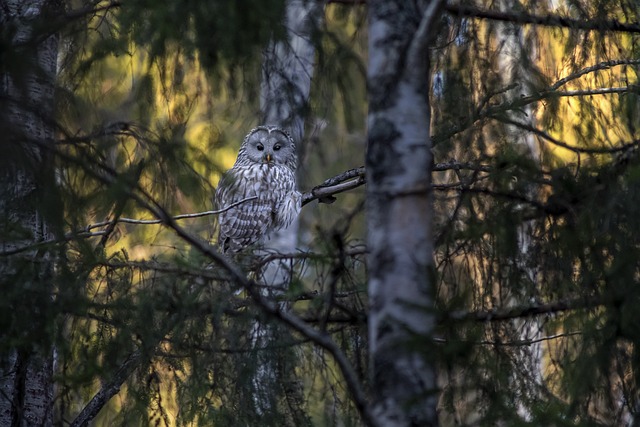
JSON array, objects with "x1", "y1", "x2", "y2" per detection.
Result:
[{"x1": 215, "y1": 125, "x2": 301, "y2": 253}]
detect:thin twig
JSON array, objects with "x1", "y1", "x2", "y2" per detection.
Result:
[{"x1": 86, "y1": 196, "x2": 258, "y2": 230}]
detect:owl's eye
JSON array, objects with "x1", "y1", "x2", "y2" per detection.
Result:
[
  {"x1": 273, "y1": 144, "x2": 281, "y2": 151},
  {"x1": 256, "y1": 143, "x2": 264, "y2": 151}
]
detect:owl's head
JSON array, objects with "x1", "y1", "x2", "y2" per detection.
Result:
[{"x1": 237, "y1": 125, "x2": 297, "y2": 169}]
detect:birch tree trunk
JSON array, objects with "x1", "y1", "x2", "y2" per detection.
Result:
[
  {"x1": 366, "y1": 1, "x2": 443, "y2": 425},
  {"x1": 249, "y1": 0, "x2": 321, "y2": 421},
  {"x1": 260, "y1": 0, "x2": 321, "y2": 263},
  {"x1": 0, "y1": 0, "x2": 59, "y2": 425}
]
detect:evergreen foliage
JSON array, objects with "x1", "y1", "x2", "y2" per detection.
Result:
[{"x1": 2, "y1": 0, "x2": 640, "y2": 425}]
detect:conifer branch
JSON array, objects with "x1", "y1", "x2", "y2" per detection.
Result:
[
  {"x1": 447, "y1": 297, "x2": 603, "y2": 322},
  {"x1": 69, "y1": 350, "x2": 143, "y2": 427},
  {"x1": 329, "y1": 1, "x2": 640, "y2": 34},
  {"x1": 29, "y1": 139, "x2": 378, "y2": 427},
  {"x1": 445, "y1": 4, "x2": 640, "y2": 34},
  {"x1": 550, "y1": 59, "x2": 640, "y2": 90},
  {"x1": 495, "y1": 116, "x2": 640, "y2": 155},
  {"x1": 0, "y1": 162, "x2": 503, "y2": 257},
  {"x1": 434, "y1": 66, "x2": 640, "y2": 146},
  {"x1": 433, "y1": 331, "x2": 584, "y2": 347}
]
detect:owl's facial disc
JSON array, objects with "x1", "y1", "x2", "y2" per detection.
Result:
[{"x1": 244, "y1": 127, "x2": 295, "y2": 167}]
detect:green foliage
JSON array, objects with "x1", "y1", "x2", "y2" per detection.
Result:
[
  {"x1": 431, "y1": 3, "x2": 640, "y2": 423},
  {"x1": 6, "y1": 0, "x2": 640, "y2": 425},
  {"x1": 116, "y1": 0, "x2": 287, "y2": 72}
]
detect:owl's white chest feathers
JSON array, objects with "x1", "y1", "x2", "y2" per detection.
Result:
[{"x1": 233, "y1": 164, "x2": 300, "y2": 230}]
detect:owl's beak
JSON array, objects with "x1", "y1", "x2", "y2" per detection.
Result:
[{"x1": 264, "y1": 153, "x2": 273, "y2": 163}]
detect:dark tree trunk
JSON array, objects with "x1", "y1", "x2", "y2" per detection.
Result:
[{"x1": 0, "y1": 0, "x2": 60, "y2": 425}]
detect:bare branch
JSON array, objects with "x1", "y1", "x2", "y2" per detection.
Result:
[
  {"x1": 433, "y1": 331, "x2": 584, "y2": 347},
  {"x1": 447, "y1": 297, "x2": 603, "y2": 323},
  {"x1": 302, "y1": 167, "x2": 366, "y2": 206},
  {"x1": 552, "y1": 86, "x2": 639, "y2": 98},
  {"x1": 86, "y1": 196, "x2": 259, "y2": 230},
  {"x1": 445, "y1": 4, "x2": 640, "y2": 34},
  {"x1": 433, "y1": 160, "x2": 491, "y2": 173},
  {"x1": 301, "y1": 162, "x2": 494, "y2": 207},
  {"x1": 0, "y1": 161, "x2": 500, "y2": 257}
]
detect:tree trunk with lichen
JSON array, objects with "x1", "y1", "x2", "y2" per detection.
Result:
[
  {"x1": 0, "y1": 0, "x2": 59, "y2": 425},
  {"x1": 366, "y1": 1, "x2": 443, "y2": 425}
]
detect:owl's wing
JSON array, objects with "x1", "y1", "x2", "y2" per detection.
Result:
[{"x1": 215, "y1": 170, "x2": 273, "y2": 252}]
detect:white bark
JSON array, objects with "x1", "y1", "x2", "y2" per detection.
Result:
[
  {"x1": 366, "y1": 1, "x2": 443, "y2": 426},
  {"x1": 259, "y1": 0, "x2": 321, "y2": 276},
  {"x1": 260, "y1": 0, "x2": 320, "y2": 144},
  {"x1": 0, "y1": 0, "x2": 59, "y2": 425},
  {"x1": 251, "y1": 0, "x2": 321, "y2": 420}
]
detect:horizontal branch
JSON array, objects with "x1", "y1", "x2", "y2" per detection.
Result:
[
  {"x1": 445, "y1": 4, "x2": 640, "y2": 34},
  {"x1": 446, "y1": 297, "x2": 603, "y2": 323},
  {"x1": 0, "y1": 197, "x2": 258, "y2": 257},
  {"x1": 1, "y1": 162, "x2": 502, "y2": 257},
  {"x1": 496, "y1": 116, "x2": 640, "y2": 155},
  {"x1": 86, "y1": 196, "x2": 258, "y2": 230},
  {"x1": 302, "y1": 167, "x2": 366, "y2": 206},
  {"x1": 433, "y1": 330, "x2": 584, "y2": 348},
  {"x1": 552, "y1": 86, "x2": 640, "y2": 98},
  {"x1": 432, "y1": 160, "x2": 491, "y2": 173},
  {"x1": 329, "y1": 1, "x2": 640, "y2": 34}
]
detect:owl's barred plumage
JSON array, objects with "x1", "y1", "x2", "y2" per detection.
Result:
[{"x1": 215, "y1": 125, "x2": 301, "y2": 253}]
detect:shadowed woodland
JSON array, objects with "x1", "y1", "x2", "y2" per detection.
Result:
[{"x1": 3, "y1": 1, "x2": 640, "y2": 426}]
